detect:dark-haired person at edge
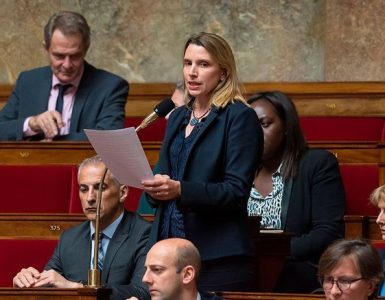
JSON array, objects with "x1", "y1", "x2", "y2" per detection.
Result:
[
  {"x1": 247, "y1": 91, "x2": 345, "y2": 293},
  {"x1": 318, "y1": 239, "x2": 383, "y2": 300},
  {"x1": 141, "y1": 32, "x2": 263, "y2": 292},
  {"x1": 0, "y1": 11, "x2": 128, "y2": 141}
]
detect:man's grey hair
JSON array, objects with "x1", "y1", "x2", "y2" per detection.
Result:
[
  {"x1": 77, "y1": 155, "x2": 121, "y2": 186},
  {"x1": 44, "y1": 11, "x2": 90, "y2": 51}
]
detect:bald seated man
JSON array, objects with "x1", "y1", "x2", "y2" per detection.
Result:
[{"x1": 142, "y1": 238, "x2": 223, "y2": 300}]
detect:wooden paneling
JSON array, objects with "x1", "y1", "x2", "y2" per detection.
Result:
[
  {"x1": 0, "y1": 141, "x2": 161, "y2": 166},
  {"x1": 344, "y1": 215, "x2": 370, "y2": 239},
  {"x1": 369, "y1": 216, "x2": 382, "y2": 240},
  {"x1": 0, "y1": 141, "x2": 381, "y2": 165},
  {"x1": 3, "y1": 82, "x2": 385, "y2": 117},
  {"x1": 0, "y1": 213, "x2": 86, "y2": 239}
]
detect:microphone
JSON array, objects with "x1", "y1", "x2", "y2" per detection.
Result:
[
  {"x1": 135, "y1": 97, "x2": 175, "y2": 132},
  {"x1": 88, "y1": 98, "x2": 175, "y2": 286},
  {"x1": 88, "y1": 167, "x2": 108, "y2": 287}
]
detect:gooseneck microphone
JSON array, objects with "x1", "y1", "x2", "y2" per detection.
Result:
[
  {"x1": 88, "y1": 97, "x2": 175, "y2": 287},
  {"x1": 135, "y1": 97, "x2": 175, "y2": 132},
  {"x1": 88, "y1": 167, "x2": 108, "y2": 287}
]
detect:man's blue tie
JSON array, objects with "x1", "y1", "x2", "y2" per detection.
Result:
[
  {"x1": 55, "y1": 84, "x2": 71, "y2": 115},
  {"x1": 97, "y1": 233, "x2": 105, "y2": 270},
  {"x1": 92, "y1": 233, "x2": 105, "y2": 270}
]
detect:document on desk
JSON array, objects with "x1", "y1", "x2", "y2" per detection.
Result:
[{"x1": 84, "y1": 128, "x2": 153, "y2": 189}]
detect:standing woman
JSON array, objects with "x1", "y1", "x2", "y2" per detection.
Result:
[
  {"x1": 142, "y1": 32, "x2": 262, "y2": 292},
  {"x1": 247, "y1": 91, "x2": 345, "y2": 293}
]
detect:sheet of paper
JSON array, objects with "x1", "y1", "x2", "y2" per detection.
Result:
[{"x1": 84, "y1": 128, "x2": 153, "y2": 189}]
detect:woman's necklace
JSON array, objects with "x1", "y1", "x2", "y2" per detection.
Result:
[{"x1": 190, "y1": 105, "x2": 211, "y2": 126}]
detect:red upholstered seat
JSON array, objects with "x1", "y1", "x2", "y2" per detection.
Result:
[
  {"x1": 372, "y1": 240, "x2": 385, "y2": 250},
  {"x1": 125, "y1": 187, "x2": 143, "y2": 212},
  {"x1": 68, "y1": 166, "x2": 82, "y2": 213},
  {"x1": 0, "y1": 165, "x2": 76, "y2": 213},
  {"x1": 0, "y1": 239, "x2": 57, "y2": 287},
  {"x1": 124, "y1": 116, "x2": 167, "y2": 141},
  {"x1": 300, "y1": 117, "x2": 384, "y2": 142},
  {"x1": 339, "y1": 164, "x2": 379, "y2": 216}
]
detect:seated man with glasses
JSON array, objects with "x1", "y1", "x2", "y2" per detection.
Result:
[{"x1": 318, "y1": 239, "x2": 383, "y2": 300}]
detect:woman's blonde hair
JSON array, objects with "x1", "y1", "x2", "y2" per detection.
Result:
[
  {"x1": 183, "y1": 32, "x2": 246, "y2": 108},
  {"x1": 370, "y1": 184, "x2": 385, "y2": 206}
]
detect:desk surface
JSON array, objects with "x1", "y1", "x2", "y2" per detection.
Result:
[{"x1": 0, "y1": 287, "x2": 111, "y2": 300}]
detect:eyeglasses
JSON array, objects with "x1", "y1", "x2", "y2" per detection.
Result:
[{"x1": 320, "y1": 277, "x2": 364, "y2": 291}]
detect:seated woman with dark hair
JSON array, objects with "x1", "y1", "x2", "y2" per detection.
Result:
[
  {"x1": 247, "y1": 91, "x2": 345, "y2": 293},
  {"x1": 318, "y1": 239, "x2": 383, "y2": 300}
]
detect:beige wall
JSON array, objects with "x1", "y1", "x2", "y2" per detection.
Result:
[{"x1": 0, "y1": 0, "x2": 383, "y2": 84}]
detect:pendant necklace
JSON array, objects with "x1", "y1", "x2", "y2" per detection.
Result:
[{"x1": 190, "y1": 105, "x2": 211, "y2": 126}]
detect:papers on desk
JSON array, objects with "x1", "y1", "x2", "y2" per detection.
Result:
[{"x1": 84, "y1": 128, "x2": 153, "y2": 189}]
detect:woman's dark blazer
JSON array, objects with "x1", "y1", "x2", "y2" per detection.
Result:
[
  {"x1": 147, "y1": 101, "x2": 263, "y2": 261},
  {"x1": 282, "y1": 149, "x2": 345, "y2": 263}
]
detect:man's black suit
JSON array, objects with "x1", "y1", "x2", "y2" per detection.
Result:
[
  {"x1": 0, "y1": 62, "x2": 128, "y2": 141},
  {"x1": 45, "y1": 210, "x2": 150, "y2": 300}
]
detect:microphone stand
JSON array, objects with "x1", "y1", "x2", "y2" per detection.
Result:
[
  {"x1": 87, "y1": 167, "x2": 108, "y2": 287},
  {"x1": 87, "y1": 125, "x2": 143, "y2": 287}
]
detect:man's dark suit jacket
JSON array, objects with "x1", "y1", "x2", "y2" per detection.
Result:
[
  {"x1": 45, "y1": 210, "x2": 150, "y2": 300},
  {"x1": 200, "y1": 291, "x2": 224, "y2": 299},
  {"x1": 275, "y1": 149, "x2": 345, "y2": 293},
  {"x1": 0, "y1": 62, "x2": 128, "y2": 141},
  {"x1": 147, "y1": 101, "x2": 263, "y2": 261}
]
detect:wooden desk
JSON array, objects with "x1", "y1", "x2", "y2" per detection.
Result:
[
  {"x1": 3, "y1": 82, "x2": 385, "y2": 117},
  {"x1": 0, "y1": 287, "x2": 111, "y2": 299},
  {"x1": 254, "y1": 231, "x2": 292, "y2": 292},
  {"x1": 0, "y1": 213, "x2": 86, "y2": 239}
]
